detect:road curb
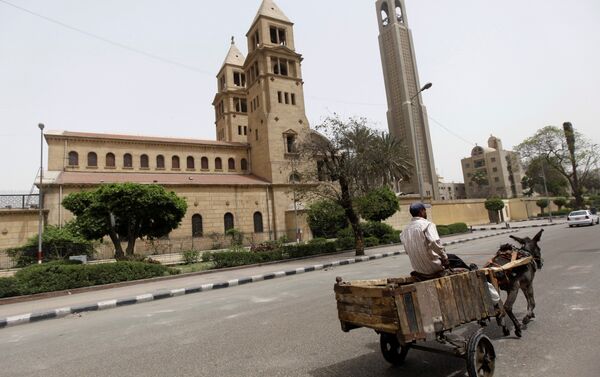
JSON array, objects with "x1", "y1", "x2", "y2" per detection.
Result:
[
  {"x1": 0, "y1": 229, "x2": 517, "y2": 330},
  {"x1": 470, "y1": 222, "x2": 563, "y2": 232}
]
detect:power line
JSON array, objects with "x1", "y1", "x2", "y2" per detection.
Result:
[
  {"x1": 428, "y1": 115, "x2": 476, "y2": 146},
  {"x1": 0, "y1": 0, "x2": 213, "y2": 75}
]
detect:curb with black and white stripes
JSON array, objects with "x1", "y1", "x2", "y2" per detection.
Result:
[
  {"x1": 470, "y1": 221, "x2": 563, "y2": 232},
  {"x1": 0, "y1": 229, "x2": 518, "y2": 330}
]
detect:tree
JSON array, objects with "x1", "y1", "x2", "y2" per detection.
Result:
[
  {"x1": 63, "y1": 183, "x2": 187, "y2": 259},
  {"x1": 356, "y1": 186, "x2": 399, "y2": 222},
  {"x1": 522, "y1": 156, "x2": 569, "y2": 196},
  {"x1": 536, "y1": 199, "x2": 550, "y2": 214},
  {"x1": 306, "y1": 200, "x2": 348, "y2": 239},
  {"x1": 553, "y1": 197, "x2": 568, "y2": 211},
  {"x1": 516, "y1": 125, "x2": 600, "y2": 208},
  {"x1": 471, "y1": 170, "x2": 490, "y2": 198},
  {"x1": 484, "y1": 198, "x2": 505, "y2": 223},
  {"x1": 296, "y1": 116, "x2": 411, "y2": 256}
]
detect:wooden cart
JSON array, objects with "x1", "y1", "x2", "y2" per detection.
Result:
[{"x1": 334, "y1": 259, "x2": 531, "y2": 377}]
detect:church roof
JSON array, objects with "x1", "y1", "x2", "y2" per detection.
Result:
[
  {"x1": 252, "y1": 0, "x2": 291, "y2": 25},
  {"x1": 52, "y1": 172, "x2": 270, "y2": 187},
  {"x1": 222, "y1": 39, "x2": 246, "y2": 67}
]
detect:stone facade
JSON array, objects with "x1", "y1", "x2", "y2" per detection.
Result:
[
  {"x1": 461, "y1": 136, "x2": 525, "y2": 199},
  {"x1": 437, "y1": 178, "x2": 466, "y2": 201},
  {"x1": 376, "y1": 0, "x2": 439, "y2": 199}
]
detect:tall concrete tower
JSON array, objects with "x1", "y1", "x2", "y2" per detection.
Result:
[{"x1": 376, "y1": 0, "x2": 439, "y2": 199}]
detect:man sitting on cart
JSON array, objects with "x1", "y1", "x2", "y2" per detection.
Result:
[{"x1": 401, "y1": 202, "x2": 473, "y2": 281}]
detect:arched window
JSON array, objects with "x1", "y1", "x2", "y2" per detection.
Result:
[
  {"x1": 156, "y1": 155, "x2": 165, "y2": 169},
  {"x1": 88, "y1": 152, "x2": 98, "y2": 167},
  {"x1": 140, "y1": 154, "x2": 149, "y2": 169},
  {"x1": 123, "y1": 153, "x2": 133, "y2": 168},
  {"x1": 395, "y1": 0, "x2": 404, "y2": 23},
  {"x1": 172, "y1": 155, "x2": 180, "y2": 169},
  {"x1": 253, "y1": 212, "x2": 264, "y2": 233},
  {"x1": 241, "y1": 158, "x2": 248, "y2": 171},
  {"x1": 187, "y1": 156, "x2": 195, "y2": 170},
  {"x1": 201, "y1": 157, "x2": 209, "y2": 170},
  {"x1": 289, "y1": 173, "x2": 301, "y2": 183},
  {"x1": 228, "y1": 158, "x2": 236, "y2": 171},
  {"x1": 215, "y1": 157, "x2": 223, "y2": 170},
  {"x1": 381, "y1": 2, "x2": 390, "y2": 26},
  {"x1": 68, "y1": 151, "x2": 79, "y2": 166},
  {"x1": 192, "y1": 214, "x2": 203, "y2": 237},
  {"x1": 105, "y1": 153, "x2": 115, "y2": 168},
  {"x1": 224, "y1": 213, "x2": 234, "y2": 232}
]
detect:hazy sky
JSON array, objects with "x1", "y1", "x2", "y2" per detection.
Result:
[{"x1": 1, "y1": 0, "x2": 599, "y2": 192}]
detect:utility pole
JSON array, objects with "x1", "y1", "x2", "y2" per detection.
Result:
[
  {"x1": 37, "y1": 123, "x2": 45, "y2": 264},
  {"x1": 406, "y1": 82, "x2": 432, "y2": 203},
  {"x1": 541, "y1": 161, "x2": 553, "y2": 223}
]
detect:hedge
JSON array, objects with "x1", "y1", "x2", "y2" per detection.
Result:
[
  {"x1": 0, "y1": 261, "x2": 177, "y2": 298},
  {"x1": 210, "y1": 250, "x2": 284, "y2": 268},
  {"x1": 285, "y1": 242, "x2": 336, "y2": 258},
  {"x1": 448, "y1": 222, "x2": 469, "y2": 234}
]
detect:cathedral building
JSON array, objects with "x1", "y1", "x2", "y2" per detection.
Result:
[{"x1": 39, "y1": 0, "x2": 313, "y2": 251}]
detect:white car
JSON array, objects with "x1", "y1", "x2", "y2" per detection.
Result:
[{"x1": 567, "y1": 210, "x2": 599, "y2": 227}]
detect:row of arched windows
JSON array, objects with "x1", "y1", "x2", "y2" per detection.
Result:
[
  {"x1": 191, "y1": 212, "x2": 264, "y2": 237},
  {"x1": 68, "y1": 151, "x2": 248, "y2": 171}
]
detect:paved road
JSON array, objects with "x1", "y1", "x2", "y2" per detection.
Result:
[{"x1": 0, "y1": 225, "x2": 598, "y2": 377}]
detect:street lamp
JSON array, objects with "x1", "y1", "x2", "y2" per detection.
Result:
[
  {"x1": 37, "y1": 123, "x2": 45, "y2": 264},
  {"x1": 540, "y1": 161, "x2": 553, "y2": 223},
  {"x1": 406, "y1": 83, "x2": 433, "y2": 202}
]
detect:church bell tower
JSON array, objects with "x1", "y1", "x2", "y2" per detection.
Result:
[{"x1": 376, "y1": 0, "x2": 439, "y2": 199}]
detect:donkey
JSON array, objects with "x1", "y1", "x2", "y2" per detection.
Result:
[{"x1": 487, "y1": 229, "x2": 544, "y2": 338}]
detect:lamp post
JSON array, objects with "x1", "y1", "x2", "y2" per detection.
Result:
[
  {"x1": 540, "y1": 161, "x2": 553, "y2": 223},
  {"x1": 406, "y1": 83, "x2": 433, "y2": 202},
  {"x1": 37, "y1": 123, "x2": 45, "y2": 264}
]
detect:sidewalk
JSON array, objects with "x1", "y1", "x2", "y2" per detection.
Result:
[{"x1": 0, "y1": 229, "x2": 522, "y2": 328}]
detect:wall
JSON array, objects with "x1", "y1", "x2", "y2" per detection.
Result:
[
  {"x1": 431, "y1": 199, "x2": 490, "y2": 226},
  {"x1": 0, "y1": 210, "x2": 44, "y2": 251}
]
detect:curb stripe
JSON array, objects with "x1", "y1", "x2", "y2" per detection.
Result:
[{"x1": 0, "y1": 229, "x2": 519, "y2": 330}]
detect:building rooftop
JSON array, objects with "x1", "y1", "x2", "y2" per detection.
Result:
[{"x1": 252, "y1": 0, "x2": 291, "y2": 25}]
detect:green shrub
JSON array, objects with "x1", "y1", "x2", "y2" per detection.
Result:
[
  {"x1": 308, "y1": 237, "x2": 328, "y2": 245},
  {"x1": 536, "y1": 208, "x2": 571, "y2": 217},
  {"x1": 336, "y1": 227, "x2": 354, "y2": 239},
  {"x1": 182, "y1": 250, "x2": 200, "y2": 265},
  {"x1": 284, "y1": 242, "x2": 336, "y2": 258},
  {"x1": 202, "y1": 251, "x2": 213, "y2": 262},
  {"x1": 307, "y1": 200, "x2": 348, "y2": 238},
  {"x1": 0, "y1": 277, "x2": 21, "y2": 298},
  {"x1": 250, "y1": 240, "x2": 282, "y2": 253},
  {"x1": 7, "y1": 224, "x2": 95, "y2": 268},
  {"x1": 336, "y1": 237, "x2": 355, "y2": 251},
  {"x1": 12, "y1": 261, "x2": 175, "y2": 296},
  {"x1": 448, "y1": 223, "x2": 469, "y2": 234},
  {"x1": 225, "y1": 228, "x2": 244, "y2": 247},
  {"x1": 210, "y1": 250, "x2": 283, "y2": 268},
  {"x1": 437, "y1": 225, "x2": 451, "y2": 236},
  {"x1": 380, "y1": 233, "x2": 400, "y2": 245},
  {"x1": 364, "y1": 237, "x2": 380, "y2": 247},
  {"x1": 362, "y1": 221, "x2": 393, "y2": 239},
  {"x1": 356, "y1": 187, "x2": 399, "y2": 222}
]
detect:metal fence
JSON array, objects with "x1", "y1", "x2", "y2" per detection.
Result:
[{"x1": 0, "y1": 194, "x2": 40, "y2": 209}]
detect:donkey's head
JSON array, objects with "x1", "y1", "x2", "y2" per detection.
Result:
[{"x1": 510, "y1": 229, "x2": 544, "y2": 269}]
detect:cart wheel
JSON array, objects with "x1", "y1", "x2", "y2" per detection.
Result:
[
  {"x1": 380, "y1": 333, "x2": 409, "y2": 366},
  {"x1": 466, "y1": 332, "x2": 496, "y2": 377}
]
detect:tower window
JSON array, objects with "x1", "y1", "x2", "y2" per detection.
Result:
[
  {"x1": 238, "y1": 126, "x2": 243, "y2": 135},
  {"x1": 270, "y1": 27, "x2": 287, "y2": 46},
  {"x1": 278, "y1": 91, "x2": 283, "y2": 103},
  {"x1": 219, "y1": 75, "x2": 226, "y2": 91},
  {"x1": 87, "y1": 152, "x2": 98, "y2": 167},
  {"x1": 286, "y1": 134, "x2": 297, "y2": 154},
  {"x1": 291, "y1": 93, "x2": 296, "y2": 105},
  {"x1": 68, "y1": 151, "x2": 79, "y2": 166},
  {"x1": 234, "y1": 98, "x2": 247, "y2": 113},
  {"x1": 395, "y1": 0, "x2": 404, "y2": 23},
  {"x1": 284, "y1": 92, "x2": 290, "y2": 104},
  {"x1": 272, "y1": 57, "x2": 288, "y2": 76},
  {"x1": 233, "y1": 72, "x2": 246, "y2": 87},
  {"x1": 251, "y1": 30, "x2": 260, "y2": 50},
  {"x1": 244, "y1": 126, "x2": 247, "y2": 135},
  {"x1": 381, "y1": 2, "x2": 390, "y2": 26}
]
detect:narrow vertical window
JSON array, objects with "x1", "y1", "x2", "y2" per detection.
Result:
[
  {"x1": 215, "y1": 157, "x2": 223, "y2": 170},
  {"x1": 68, "y1": 151, "x2": 79, "y2": 166},
  {"x1": 241, "y1": 158, "x2": 248, "y2": 171},
  {"x1": 228, "y1": 158, "x2": 236, "y2": 171},
  {"x1": 284, "y1": 92, "x2": 289, "y2": 104},
  {"x1": 201, "y1": 157, "x2": 209, "y2": 170},
  {"x1": 278, "y1": 91, "x2": 283, "y2": 103},
  {"x1": 192, "y1": 214, "x2": 203, "y2": 237},
  {"x1": 105, "y1": 153, "x2": 114, "y2": 168},
  {"x1": 291, "y1": 93, "x2": 296, "y2": 105},
  {"x1": 224, "y1": 213, "x2": 234, "y2": 232},
  {"x1": 253, "y1": 212, "x2": 264, "y2": 233},
  {"x1": 187, "y1": 156, "x2": 195, "y2": 170},
  {"x1": 123, "y1": 153, "x2": 133, "y2": 168},
  {"x1": 87, "y1": 152, "x2": 98, "y2": 167},
  {"x1": 140, "y1": 154, "x2": 149, "y2": 169},
  {"x1": 172, "y1": 156, "x2": 180, "y2": 169},
  {"x1": 157, "y1": 155, "x2": 165, "y2": 169}
]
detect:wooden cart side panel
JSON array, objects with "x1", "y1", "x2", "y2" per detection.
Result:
[
  {"x1": 476, "y1": 272, "x2": 495, "y2": 317},
  {"x1": 335, "y1": 294, "x2": 395, "y2": 307},
  {"x1": 464, "y1": 273, "x2": 479, "y2": 322},
  {"x1": 468, "y1": 272, "x2": 487, "y2": 319},
  {"x1": 435, "y1": 277, "x2": 461, "y2": 329},
  {"x1": 451, "y1": 275, "x2": 468, "y2": 323},
  {"x1": 415, "y1": 281, "x2": 444, "y2": 339},
  {"x1": 338, "y1": 311, "x2": 399, "y2": 333},
  {"x1": 336, "y1": 302, "x2": 397, "y2": 318},
  {"x1": 334, "y1": 285, "x2": 391, "y2": 298}
]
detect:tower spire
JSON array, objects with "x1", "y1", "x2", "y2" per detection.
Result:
[{"x1": 252, "y1": 0, "x2": 291, "y2": 25}]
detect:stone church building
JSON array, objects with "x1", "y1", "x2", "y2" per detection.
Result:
[{"x1": 39, "y1": 0, "x2": 313, "y2": 252}]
